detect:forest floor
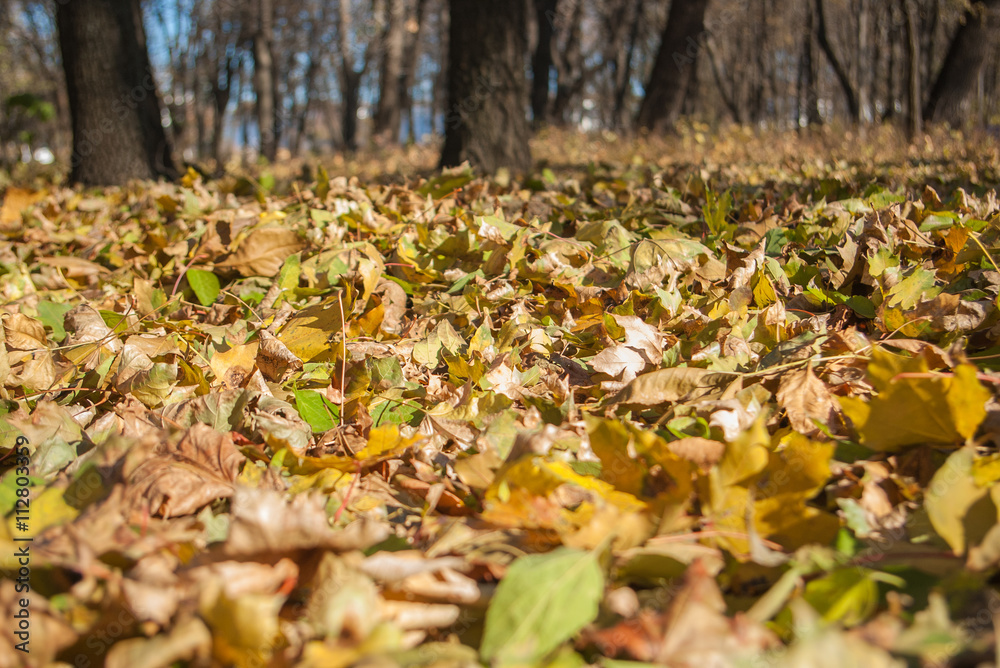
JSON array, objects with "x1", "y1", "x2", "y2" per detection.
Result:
[{"x1": 1, "y1": 126, "x2": 1000, "y2": 667}]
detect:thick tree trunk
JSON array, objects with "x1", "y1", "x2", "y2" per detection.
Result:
[
  {"x1": 56, "y1": 0, "x2": 176, "y2": 185},
  {"x1": 924, "y1": 0, "x2": 1000, "y2": 125},
  {"x1": 376, "y1": 0, "x2": 407, "y2": 142},
  {"x1": 636, "y1": 0, "x2": 709, "y2": 133},
  {"x1": 253, "y1": 0, "x2": 276, "y2": 161},
  {"x1": 531, "y1": 0, "x2": 557, "y2": 127},
  {"x1": 439, "y1": 0, "x2": 531, "y2": 173}
]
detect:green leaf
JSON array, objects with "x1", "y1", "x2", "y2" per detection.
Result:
[
  {"x1": 315, "y1": 164, "x2": 330, "y2": 201},
  {"x1": 278, "y1": 254, "x2": 301, "y2": 291},
  {"x1": 187, "y1": 269, "x2": 221, "y2": 306},
  {"x1": 35, "y1": 300, "x2": 73, "y2": 342},
  {"x1": 885, "y1": 266, "x2": 938, "y2": 310},
  {"x1": 293, "y1": 388, "x2": 340, "y2": 432},
  {"x1": 803, "y1": 567, "x2": 902, "y2": 627},
  {"x1": 480, "y1": 547, "x2": 603, "y2": 666}
]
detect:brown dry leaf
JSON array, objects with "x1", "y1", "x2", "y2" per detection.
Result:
[
  {"x1": 591, "y1": 344, "x2": 646, "y2": 381},
  {"x1": 608, "y1": 367, "x2": 729, "y2": 406},
  {"x1": 186, "y1": 558, "x2": 299, "y2": 600},
  {"x1": 379, "y1": 600, "x2": 461, "y2": 630},
  {"x1": 374, "y1": 277, "x2": 408, "y2": 334},
  {"x1": 484, "y1": 353, "x2": 525, "y2": 399},
  {"x1": 217, "y1": 226, "x2": 306, "y2": 277},
  {"x1": 39, "y1": 255, "x2": 110, "y2": 281},
  {"x1": 0, "y1": 581, "x2": 78, "y2": 666},
  {"x1": 114, "y1": 341, "x2": 178, "y2": 407},
  {"x1": 668, "y1": 436, "x2": 726, "y2": 471},
  {"x1": 104, "y1": 617, "x2": 212, "y2": 668},
  {"x1": 0, "y1": 319, "x2": 8, "y2": 388},
  {"x1": 222, "y1": 487, "x2": 389, "y2": 557},
  {"x1": 256, "y1": 329, "x2": 302, "y2": 381},
  {"x1": 776, "y1": 365, "x2": 840, "y2": 436},
  {"x1": 3, "y1": 312, "x2": 48, "y2": 351},
  {"x1": 584, "y1": 559, "x2": 777, "y2": 663},
  {"x1": 615, "y1": 314, "x2": 664, "y2": 364},
  {"x1": 63, "y1": 303, "x2": 123, "y2": 371},
  {"x1": 912, "y1": 293, "x2": 990, "y2": 332},
  {"x1": 727, "y1": 240, "x2": 765, "y2": 290},
  {"x1": 2, "y1": 312, "x2": 57, "y2": 390},
  {"x1": 125, "y1": 424, "x2": 245, "y2": 518}
]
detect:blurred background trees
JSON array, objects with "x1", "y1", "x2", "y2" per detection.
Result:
[{"x1": 2, "y1": 0, "x2": 999, "y2": 181}]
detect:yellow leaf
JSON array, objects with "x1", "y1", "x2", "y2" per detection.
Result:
[
  {"x1": 209, "y1": 342, "x2": 259, "y2": 390},
  {"x1": 925, "y1": 446, "x2": 996, "y2": 555},
  {"x1": 6, "y1": 487, "x2": 79, "y2": 539},
  {"x1": 718, "y1": 417, "x2": 769, "y2": 487},
  {"x1": 217, "y1": 227, "x2": 305, "y2": 277},
  {"x1": 700, "y1": 431, "x2": 838, "y2": 556},
  {"x1": 355, "y1": 423, "x2": 421, "y2": 461},
  {"x1": 486, "y1": 457, "x2": 646, "y2": 514},
  {"x1": 277, "y1": 299, "x2": 347, "y2": 362},
  {"x1": 840, "y1": 351, "x2": 989, "y2": 451},
  {"x1": 586, "y1": 416, "x2": 646, "y2": 496}
]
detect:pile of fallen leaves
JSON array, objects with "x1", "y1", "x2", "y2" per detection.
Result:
[{"x1": 2, "y1": 133, "x2": 1000, "y2": 668}]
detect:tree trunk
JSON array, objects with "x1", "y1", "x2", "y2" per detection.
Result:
[
  {"x1": 924, "y1": 0, "x2": 1000, "y2": 125},
  {"x1": 337, "y1": 0, "x2": 368, "y2": 151},
  {"x1": 56, "y1": 0, "x2": 176, "y2": 185},
  {"x1": 211, "y1": 55, "x2": 235, "y2": 171},
  {"x1": 903, "y1": 0, "x2": 922, "y2": 139},
  {"x1": 802, "y1": 1, "x2": 822, "y2": 125},
  {"x1": 402, "y1": 0, "x2": 428, "y2": 142},
  {"x1": 611, "y1": 0, "x2": 641, "y2": 130},
  {"x1": 439, "y1": 0, "x2": 531, "y2": 173},
  {"x1": 856, "y1": 0, "x2": 871, "y2": 122},
  {"x1": 376, "y1": 0, "x2": 407, "y2": 142},
  {"x1": 551, "y1": 0, "x2": 584, "y2": 126},
  {"x1": 636, "y1": 0, "x2": 709, "y2": 133},
  {"x1": 531, "y1": 0, "x2": 558, "y2": 127},
  {"x1": 253, "y1": 0, "x2": 276, "y2": 161},
  {"x1": 814, "y1": 0, "x2": 860, "y2": 121}
]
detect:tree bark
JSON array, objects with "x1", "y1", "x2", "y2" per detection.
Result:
[
  {"x1": 336, "y1": 0, "x2": 368, "y2": 151},
  {"x1": 56, "y1": 0, "x2": 176, "y2": 185},
  {"x1": 903, "y1": 0, "x2": 922, "y2": 139},
  {"x1": 439, "y1": 0, "x2": 531, "y2": 173},
  {"x1": 253, "y1": 0, "x2": 276, "y2": 161},
  {"x1": 924, "y1": 0, "x2": 1000, "y2": 125},
  {"x1": 376, "y1": 0, "x2": 407, "y2": 142},
  {"x1": 802, "y1": 1, "x2": 822, "y2": 125},
  {"x1": 636, "y1": 0, "x2": 710, "y2": 133},
  {"x1": 402, "y1": 0, "x2": 428, "y2": 142},
  {"x1": 551, "y1": 0, "x2": 584, "y2": 125},
  {"x1": 531, "y1": 0, "x2": 558, "y2": 127},
  {"x1": 814, "y1": 0, "x2": 860, "y2": 121}
]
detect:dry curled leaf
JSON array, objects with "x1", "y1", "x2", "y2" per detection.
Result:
[
  {"x1": 125, "y1": 423, "x2": 245, "y2": 518},
  {"x1": 776, "y1": 365, "x2": 840, "y2": 437}
]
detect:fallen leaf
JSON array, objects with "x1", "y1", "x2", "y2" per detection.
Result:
[
  {"x1": 480, "y1": 547, "x2": 604, "y2": 666},
  {"x1": 124, "y1": 423, "x2": 245, "y2": 518},
  {"x1": 217, "y1": 226, "x2": 306, "y2": 277}
]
